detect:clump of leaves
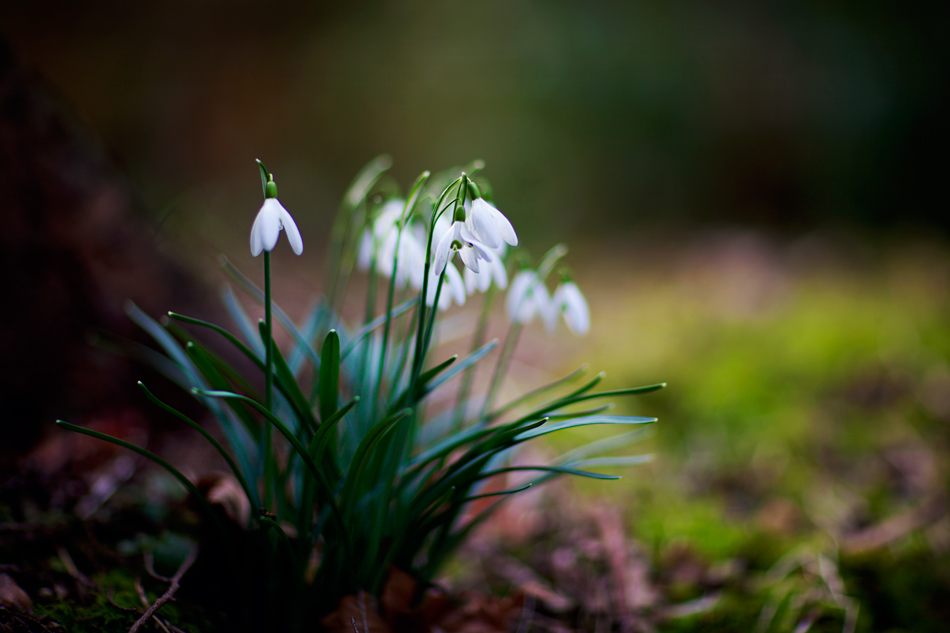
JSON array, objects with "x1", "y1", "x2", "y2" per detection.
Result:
[{"x1": 58, "y1": 158, "x2": 662, "y2": 631}]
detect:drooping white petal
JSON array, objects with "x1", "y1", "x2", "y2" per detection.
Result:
[
  {"x1": 489, "y1": 253, "x2": 508, "y2": 290},
  {"x1": 250, "y1": 212, "x2": 264, "y2": 257},
  {"x1": 444, "y1": 262, "x2": 467, "y2": 306},
  {"x1": 469, "y1": 240, "x2": 492, "y2": 263},
  {"x1": 250, "y1": 198, "x2": 283, "y2": 256},
  {"x1": 279, "y1": 206, "x2": 304, "y2": 255},
  {"x1": 357, "y1": 228, "x2": 374, "y2": 270},
  {"x1": 374, "y1": 199, "x2": 404, "y2": 239},
  {"x1": 479, "y1": 199, "x2": 518, "y2": 247},
  {"x1": 458, "y1": 243, "x2": 480, "y2": 273},
  {"x1": 433, "y1": 224, "x2": 456, "y2": 274},
  {"x1": 506, "y1": 269, "x2": 555, "y2": 326},
  {"x1": 467, "y1": 199, "x2": 502, "y2": 249},
  {"x1": 560, "y1": 282, "x2": 590, "y2": 335}
]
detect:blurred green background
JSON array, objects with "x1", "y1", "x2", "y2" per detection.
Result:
[
  {"x1": 3, "y1": 0, "x2": 949, "y2": 244},
  {"x1": 4, "y1": 1, "x2": 950, "y2": 630}
]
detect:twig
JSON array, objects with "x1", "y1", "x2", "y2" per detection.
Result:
[
  {"x1": 135, "y1": 578, "x2": 171, "y2": 633},
  {"x1": 128, "y1": 546, "x2": 198, "y2": 633},
  {"x1": 143, "y1": 552, "x2": 171, "y2": 582}
]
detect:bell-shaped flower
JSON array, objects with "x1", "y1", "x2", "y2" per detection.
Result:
[
  {"x1": 377, "y1": 225, "x2": 426, "y2": 290},
  {"x1": 466, "y1": 198, "x2": 518, "y2": 249},
  {"x1": 426, "y1": 261, "x2": 466, "y2": 311},
  {"x1": 551, "y1": 280, "x2": 590, "y2": 335},
  {"x1": 464, "y1": 242, "x2": 508, "y2": 295},
  {"x1": 357, "y1": 199, "x2": 405, "y2": 271},
  {"x1": 433, "y1": 220, "x2": 493, "y2": 275},
  {"x1": 506, "y1": 270, "x2": 553, "y2": 328},
  {"x1": 250, "y1": 198, "x2": 303, "y2": 257}
]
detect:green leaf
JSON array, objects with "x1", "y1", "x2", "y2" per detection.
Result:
[
  {"x1": 185, "y1": 342, "x2": 261, "y2": 441},
  {"x1": 487, "y1": 364, "x2": 589, "y2": 421},
  {"x1": 523, "y1": 382, "x2": 666, "y2": 421},
  {"x1": 459, "y1": 482, "x2": 531, "y2": 503},
  {"x1": 318, "y1": 330, "x2": 340, "y2": 425},
  {"x1": 422, "y1": 339, "x2": 497, "y2": 395},
  {"x1": 514, "y1": 414, "x2": 657, "y2": 441},
  {"x1": 194, "y1": 388, "x2": 352, "y2": 555},
  {"x1": 137, "y1": 382, "x2": 259, "y2": 511},
  {"x1": 256, "y1": 159, "x2": 270, "y2": 197},
  {"x1": 257, "y1": 320, "x2": 319, "y2": 436},
  {"x1": 340, "y1": 408, "x2": 412, "y2": 516},
  {"x1": 389, "y1": 354, "x2": 457, "y2": 410},
  {"x1": 55, "y1": 421, "x2": 233, "y2": 549},
  {"x1": 220, "y1": 257, "x2": 322, "y2": 370},
  {"x1": 571, "y1": 455, "x2": 653, "y2": 468},
  {"x1": 339, "y1": 298, "x2": 416, "y2": 361},
  {"x1": 475, "y1": 464, "x2": 621, "y2": 482}
]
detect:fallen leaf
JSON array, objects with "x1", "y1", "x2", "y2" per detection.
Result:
[{"x1": 0, "y1": 574, "x2": 32, "y2": 613}]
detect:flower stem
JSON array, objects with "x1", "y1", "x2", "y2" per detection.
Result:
[
  {"x1": 263, "y1": 250, "x2": 274, "y2": 508},
  {"x1": 453, "y1": 285, "x2": 497, "y2": 429},
  {"x1": 480, "y1": 320, "x2": 523, "y2": 422}
]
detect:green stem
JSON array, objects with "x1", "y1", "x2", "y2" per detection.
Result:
[
  {"x1": 480, "y1": 321, "x2": 523, "y2": 421},
  {"x1": 263, "y1": 250, "x2": 274, "y2": 509},
  {"x1": 453, "y1": 285, "x2": 497, "y2": 429}
]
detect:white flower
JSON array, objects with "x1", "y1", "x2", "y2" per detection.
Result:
[
  {"x1": 378, "y1": 226, "x2": 426, "y2": 290},
  {"x1": 506, "y1": 270, "x2": 553, "y2": 328},
  {"x1": 433, "y1": 220, "x2": 493, "y2": 275},
  {"x1": 466, "y1": 198, "x2": 518, "y2": 249},
  {"x1": 551, "y1": 281, "x2": 590, "y2": 335},
  {"x1": 357, "y1": 199, "x2": 404, "y2": 271},
  {"x1": 464, "y1": 242, "x2": 508, "y2": 294},
  {"x1": 426, "y1": 261, "x2": 466, "y2": 311},
  {"x1": 250, "y1": 198, "x2": 303, "y2": 257}
]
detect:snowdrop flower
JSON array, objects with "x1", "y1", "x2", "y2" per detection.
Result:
[
  {"x1": 506, "y1": 270, "x2": 553, "y2": 328},
  {"x1": 433, "y1": 219, "x2": 493, "y2": 275},
  {"x1": 250, "y1": 179, "x2": 303, "y2": 257},
  {"x1": 551, "y1": 280, "x2": 590, "y2": 335},
  {"x1": 464, "y1": 242, "x2": 508, "y2": 294},
  {"x1": 426, "y1": 261, "x2": 466, "y2": 311},
  {"x1": 357, "y1": 199, "x2": 404, "y2": 270},
  {"x1": 466, "y1": 198, "x2": 518, "y2": 249},
  {"x1": 377, "y1": 225, "x2": 426, "y2": 290}
]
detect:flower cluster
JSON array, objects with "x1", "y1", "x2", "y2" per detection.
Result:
[{"x1": 355, "y1": 191, "x2": 589, "y2": 333}]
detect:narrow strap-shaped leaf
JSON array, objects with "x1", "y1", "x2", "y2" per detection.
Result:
[
  {"x1": 166, "y1": 322, "x2": 259, "y2": 399},
  {"x1": 546, "y1": 404, "x2": 614, "y2": 420},
  {"x1": 296, "y1": 396, "x2": 358, "y2": 544},
  {"x1": 523, "y1": 383, "x2": 667, "y2": 420},
  {"x1": 339, "y1": 298, "x2": 416, "y2": 361},
  {"x1": 422, "y1": 339, "x2": 497, "y2": 395},
  {"x1": 458, "y1": 482, "x2": 531, "y2": 503},
  {"x1": 555, "y1": 427, "x2": 653, "y2": 464},
  {"x1": 486, "y1": 364, "x2": 589, "y2": 421},
  {"x1": 169, "y1": 311, "x2": 262, "y2": 367},
  {"x1": 571, "y1": 455, "x2": 653, "y2": 468},
  {"x1": 288, "y1": 300, "x2": 325, "y2": 376},
  {"x1": 257, "y1": 321, "x2": 319, "y2": 436},
  {"x1": 55, "y1": 421, "x2": 233, "y2": 551},
  {"x1": 340, "y1": 409, "x2": 412, "y2": 514},
  {"x1": 137, "y1": 382, "x2": 259, "y2": 510},
  {"x1": 474, "y1": 464, "x2": 621, "y2": 481},
  {"x1": 389, "y1": 354, "x2": 457, "y2": 411},
  {"x1": 193, "y1": 389, "x2": 352, "y2": 555},
  {"x1": 514, "y1": 414, "x2": 656, "y2": 442},
  {"x1": 318, "y1": 330, "x2": 340, "y2": 425},
  {"x1": 185, "y1": 343, "x2": 261, "y2": 441},
  {"x1": 256, "y1": 159, "x2": 270, "y2": 196},
  {"x1": 127, "y1": 302, "x2": 257, "y2": 482},
  {"x1": 220, "y1": 257, "x2": 322, "y2": 371},
  {"x1": 220, "y1": 285, "x2": 265, "y2": 358},
  {"x1": 310, "y1": 396, "x2": 360, "y2": 467}
]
